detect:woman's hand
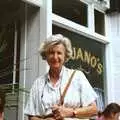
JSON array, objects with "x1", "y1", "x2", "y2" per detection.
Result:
[
  {"x1": 29, "y1": 116, "x2": 56, "y2": 120},
  {"x1": 45, "y1": 118, "x2": 56, "y2": 120},
  {"x1": 52, "y1": 105, "x2": 74, "y2": 120}
]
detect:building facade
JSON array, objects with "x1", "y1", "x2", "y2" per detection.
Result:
[{"x1": 0, "y1": 0, "x2": 120, "y2": 120}]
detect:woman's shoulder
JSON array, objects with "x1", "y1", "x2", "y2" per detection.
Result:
[
  {"x1": 68, "y1": 68, "x2": 86, "y2": 78},
  {"x1": 64, "y1": 66, "x2": 86, "y2": 81},
  {"x1": 64, "y1": 66, "x2": 84, "y2": 74},
  {"x1": 32, "y1": 74, "x2": 47, "y2": 87}
]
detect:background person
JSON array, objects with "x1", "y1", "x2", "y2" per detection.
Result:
[
  {"x1": 96, "y1": 102, "x2": 120, "y2": 120},
  {"x1": 24, "y1": 34, "x2": 98, "y2": 120},
  {"x1": 0, "y1": 91, "x2": 5, "y2": 120}
]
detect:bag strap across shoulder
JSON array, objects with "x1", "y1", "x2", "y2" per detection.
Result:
[{"x1": 59, "y1": 70, "x2": 76, "y2": 105}]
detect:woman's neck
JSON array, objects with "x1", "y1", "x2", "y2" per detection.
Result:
[{"x1": 49, "y1": 67, "x2": 62, "y2": 85}]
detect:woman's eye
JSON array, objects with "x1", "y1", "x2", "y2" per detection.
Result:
[
  {"x1": 57, "y1": 52, "x2": 62, "y2": 55},
  {"x1": 49, "y1": 51, "x2": 54, "y2": 54}
]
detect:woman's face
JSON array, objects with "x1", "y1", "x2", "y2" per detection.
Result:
[
  {"x1": 110, "y1": 112, "x2": 120, "y2": 120},
  {"x1": 114, "y1": 112, "x2": 120, "y2": 120},
  {"x1": 46, "y1": 44, "x2": 66, "y2": 70}
]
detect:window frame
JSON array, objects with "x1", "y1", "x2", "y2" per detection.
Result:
[{"x1": 52, "y1": 0, "x2": 108, "y2": 43}]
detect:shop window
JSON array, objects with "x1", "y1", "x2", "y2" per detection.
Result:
[
  {"x1": 0, "y1": 0, "x2": 20, "y2": 24},
  {"x1": 52, "y1": 0, "x2": 88, "y2": 27},
  {"x1": 0, "y1": 0, "x2": 20, "y2": 85},
  {"x1": 0, "y1": 23, "x2": 14, "y2": 84},
  {"x1": 0, "y1": 21, "x2": 20, "y2": 90},
  {"x1": 94, "y1": 9, "x2": 105, "y2": 35}
]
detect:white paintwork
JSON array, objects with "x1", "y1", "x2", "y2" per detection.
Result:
[
  {"x1": 22, "y1": 0, "x2": 42, "y2": 6},
  {"x1": 106, "y1": 12, "x2": 120, "y2": 104},
  {"x1": 39, "y1": 0, "x2": 52, "y2": 73},
  {"x1": 52, "y1": 14, "x2": 109, "y2": 44}
]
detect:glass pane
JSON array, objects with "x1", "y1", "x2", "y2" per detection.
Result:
[
  {"x1": 0, "y1": 23, "x2": 14, "y2": 84},
  {"x1": 52, "y1": 0, "x2": 88, "y2": 27},
  {"x1": 94, "y1": 9, "x2": 105, "y2": 35}
]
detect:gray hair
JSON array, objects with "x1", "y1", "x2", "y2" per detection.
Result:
[{"x1": 39, "y1": 34, "x2": 73, "y2": 62}]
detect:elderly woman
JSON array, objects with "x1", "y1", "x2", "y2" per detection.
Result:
[{"x1": 24, "y1": 34, "x2": 98, "y2": 120}]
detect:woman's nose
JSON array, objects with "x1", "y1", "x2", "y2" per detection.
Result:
[{"x1": 53, "y1": 53, "x2": 58, "y2": 59}]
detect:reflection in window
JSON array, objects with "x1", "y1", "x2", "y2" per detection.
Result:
[
  {"x1": 0, "y1": 24, "x2": 14, "y2": 84},
  {"x1": 52, "y1": 0, "x2": 88, "y2": 27},
  {"x1": 0, "y1": 22, "x2": 20, "y2": 85},
  {"x1": 94, "y1": 9, "x2": 105, "y2": 35}
]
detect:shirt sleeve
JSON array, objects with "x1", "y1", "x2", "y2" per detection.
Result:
[
  {"x1": 77, "y1": 71, "x2": 98, "y2": 106},
  {"x1": 24, "y1": 79, "x2": 45, "y2": 116}
]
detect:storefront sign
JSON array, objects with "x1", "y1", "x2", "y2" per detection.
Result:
[{"x1": 72, "y1": 47, "x2": 103, "y2": 75}]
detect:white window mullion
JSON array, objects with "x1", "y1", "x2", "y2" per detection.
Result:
[
  {"x1": 88, "y1": 3, "x2": 95, "y2": 34},
  {"x1": 39, "y1": 0, "x2": 52, "y2": 73},
  {"x1": 12, "y1": 22, "x2": 18, "y2": 92},
  {"x1": 21, "y1": 0, "x2": 42, "y2": 6}
]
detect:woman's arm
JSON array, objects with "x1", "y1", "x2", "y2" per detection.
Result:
[
  {"x1": 73, "y1": 102, "x2": 98, "y2": 118},
  {"x1": 28, "y1": 116, "x2": 56, "y2": 120},
  {"x1": 28, "y1": 116, "x2": 42, "y2": 120},
  {"x1": 52, "y1": 102, "x2": 97, "y2": 119}
]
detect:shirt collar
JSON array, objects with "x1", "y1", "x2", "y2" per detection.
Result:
[{"x1": 46, "y1": 66, "x2": 65, "y2": 80}]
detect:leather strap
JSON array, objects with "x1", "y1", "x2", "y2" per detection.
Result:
[{"x1": 59, "y1": 70, "x2": 76, "y2": 105}]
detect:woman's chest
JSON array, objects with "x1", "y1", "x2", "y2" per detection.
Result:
[{"x1": 41, "y1": 81, "x2": 81, "y2": 108}]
